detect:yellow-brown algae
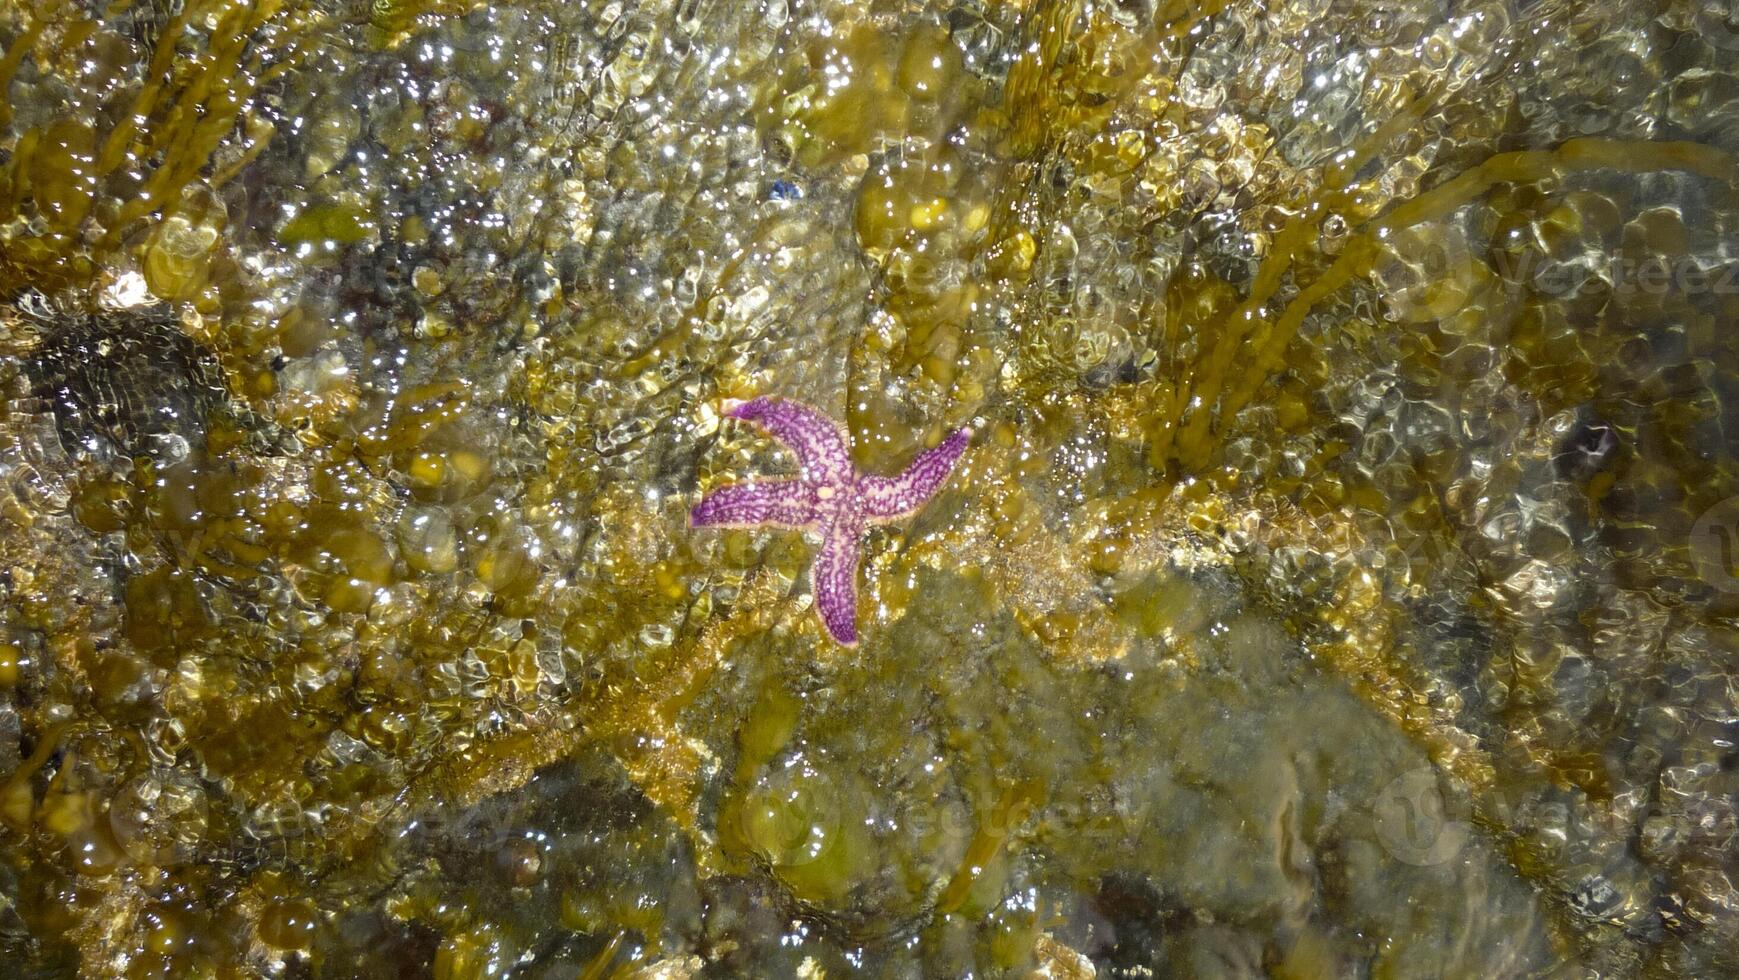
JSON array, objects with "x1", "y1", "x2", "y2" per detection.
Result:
[{"x1": 0, "y1": 0, "x2": 1736, "y2": 974}]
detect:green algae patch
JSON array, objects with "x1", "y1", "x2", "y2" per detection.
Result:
[{"x1": 276, "y1": 203, "x2": 378, "y2": 248}]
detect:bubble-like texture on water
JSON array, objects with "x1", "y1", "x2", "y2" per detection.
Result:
[{"x1": 0, "y1": 0, "x2": 1737, "y2": 975}]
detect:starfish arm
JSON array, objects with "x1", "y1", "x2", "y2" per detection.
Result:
[
  {"x1": 729, "y1": 397, "x2": 854, "y2": 486},
  {"x1": 689, "y1": 480, "x2": 815, "y2": 528},
  {"x1": 812, "y1": 521, "x2": 861, "y2": 646},
  {"x1": 858, "y1": 428, "x2": 972, "y2": 522}
]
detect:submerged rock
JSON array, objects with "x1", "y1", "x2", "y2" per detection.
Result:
[{"x1": 21, "y1": 302, "x2": 227, "y2": 466}]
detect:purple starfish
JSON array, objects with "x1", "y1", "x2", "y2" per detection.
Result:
[{"x1": 690, "y1": 397, "x2": 971, "y2": 646}]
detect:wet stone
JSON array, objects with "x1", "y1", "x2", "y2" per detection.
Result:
[{"x1": 22, "y1": 303, "x2": 229, "y2": 466}]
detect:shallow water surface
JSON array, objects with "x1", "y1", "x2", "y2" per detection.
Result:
[{"x1": 1, "y1": 0, "x2": 1737, "y2": 976}]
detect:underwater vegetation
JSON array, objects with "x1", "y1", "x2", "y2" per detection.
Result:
[{"x1": 0, "y1": 0, "x2": 1738, "y2": 976}]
